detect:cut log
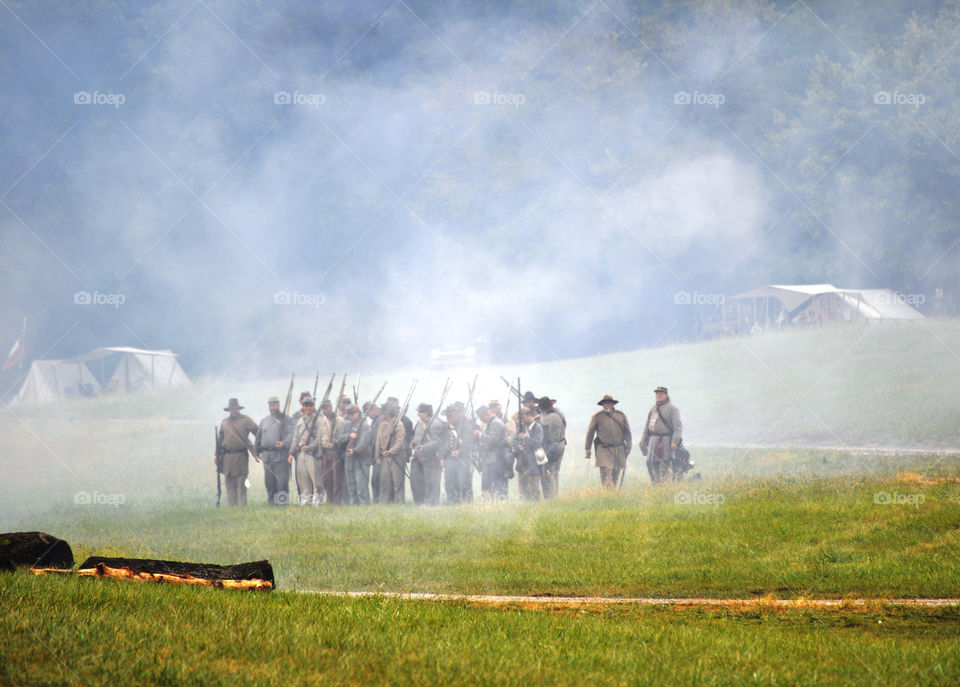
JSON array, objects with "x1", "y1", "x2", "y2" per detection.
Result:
[
  {"x1": 32, "y1": 564, "x2": 272, "y2": 591},
  {"x1": 76, "y1": 556, "x2": 274, "y2": 588},
  {"x1": 0, "y1": 532, "x2": 73, "y2": 570}
]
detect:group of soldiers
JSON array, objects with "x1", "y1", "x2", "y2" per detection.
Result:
[{"x1": 215, "y1": 380, "x2": 688, "y2": 507}]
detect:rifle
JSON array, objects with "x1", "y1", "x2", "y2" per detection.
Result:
[
  {"x1": 465, "y1": 375, "x2": 480, "y2": 471},
  {"x1": 312, "y1": 371, "x2": 321, "y2": 399},
  {"x1": 512, "y1": 377, "x2": 525, "y2": 464},
  {"x1": 345, "y1": 382, "x2": 387, "y2": 455},
  {"x1": 319, "y1": 372, "x2": 335, "y2": 407},
  {"x1": 279, "y1": 373, "x2": 299, "y2": 502},
  {"x1": 384, "y1": 380, "x2": 417, "y2": 477},
  {"x1": 335, "y1": 373, "x2": 348, "y2": 417},
  {"x1": 214, "y1": 426, "x2": 224, "y2": 508},
  {"x1": 416, "y1": 377, "x2": 452, "y2": 451},
  {"x1": 280, "y1": 373, "x2": 295, "y2": 436}
]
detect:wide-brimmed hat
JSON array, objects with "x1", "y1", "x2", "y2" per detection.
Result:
[
  {"x1": 522, "y1": 391, "x2": 538, "y2": 403},
  {"x1": 416, "y1": 403, "x2": 433, "y2": 415},
  {"x1": 654, "y1": 386, "x2": 668, "y2": 394},
  {"x1": 443, "y1": 404, "x2": 462, "y2": 416},
  {"x1": 597, "y1": 394, "x2": 619, "y2": 406},
  {"x1": 538, "y1": 396, "x2": 557, "y2": 410},
  {"x1": 224, "y1": 398, "x2": 243, "y2": 411}
]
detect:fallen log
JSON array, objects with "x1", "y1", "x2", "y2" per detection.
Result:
[
  {"x1": 77, "y1": 556, "x2": 274, "y2": 588},
  {"x1": 0, "y1": 532, "x2": 73, "y2": 570},
  {"x1": 32, "y1": 563, "x2": 272, "y2": 591}
]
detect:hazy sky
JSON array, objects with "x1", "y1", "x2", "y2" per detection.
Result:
[{"x1": 0, "y1": 1, "x2": 952, "y2": 383}]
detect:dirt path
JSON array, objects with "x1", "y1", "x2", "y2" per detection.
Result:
[
  {"x1": 300, "y1": 590, "x2": 960, "y2": 608},
  {"x1": 701, "y1": 443, "x2": 960, "y2": 455}
]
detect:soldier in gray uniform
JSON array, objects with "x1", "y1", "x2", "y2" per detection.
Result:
[
  {"x1": 441, "y1": 403, "x2": 475, "y2": 504},
  {"x1": 640, "y1": 386, "x2": 683, "y2": 483},
  {"x1": 341, "y1": 404, "x2": 368, "y2": 505},
  {"x1": 288, "y1": 396, "x2": 330, "y2": 505},
  {"x1": 218, "y1": 398, "x2": 259, "y2": 507},
  {"x1": 584, "y1": 394, "x2": 632, "y2": 489},
  {"x1": 410, "y1": 403, "x2": 446, "y2": 506},
  {"x1": 538, "y1": 396, "x2": 566, "y2": 499},
  {"x1": 350, "y1": 402, "x2": 380, "y2": 504},
  {"x1": 476, "y1": 404, "x2": 508, "y2": 501},
  {"x1": 320, "y1": 399, "x2": 346, "y2": 505},
  {"x1": 255, "y1": 395, "x2": 295, "y2": 505},
  {"x1": 375, "y1": 404, "x2": 406, "y2": 504},
  {"x1": 513, "y1": 406, "x2": 544, "y2": 501}
]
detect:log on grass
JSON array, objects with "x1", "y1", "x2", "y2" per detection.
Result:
[
  {"x1": 0, "y1": 532, "x2": 73, "y2": 570},
  {"x1": 77, "y1": 556, "x2": 274, "y2": 588},
  {"x1": 32, "y1": 564, "x2": 272, "y2": 591}
]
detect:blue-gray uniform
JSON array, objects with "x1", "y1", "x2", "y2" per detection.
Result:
[
  {"x1": 342, "y1": 414, "x2": 371, "y2": 505},
  {"x1": 442, "y1": 412, "x2": 476, "y2": 504},
  {"x1": 255, "y1": 410, "x2": 295, "y2": 505},
  {"x1": 478, "y1": 414, "x2": 509, "y2": 500},
  {"x1": 410, "y1": 415, "x2": 446, "y2": 505},
  {"x1": 538, "y1": 406, "x2": 566, "y2": 499},
  {"x1": 512, "y1": 415, "x2": 543, "y2": 501}
]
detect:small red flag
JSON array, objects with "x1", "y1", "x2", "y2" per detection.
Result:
[{"x1": 2, "y1": 337, "x2": 24, "y2": 371}]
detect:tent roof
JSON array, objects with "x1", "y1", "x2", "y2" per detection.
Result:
[
  {"x1": 728, "y1": 284, "x2": 925, "y2": 319},
  {"x1": 71, "y1": 347, "x2": 180, "y2": 362},
  {"x1": 842, "y1": 289, "x2": 925, "y2": 320},
  {"x1": 729, "y1": 284, "x2": 840, "y2": 312}
]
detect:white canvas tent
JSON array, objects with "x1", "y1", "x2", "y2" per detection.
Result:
[
  {"x1": 724, "y1": 284, "x2": 925, "y2": 333},
  {"x1": 71, "y1": 347, "x2": 191, "y2": 393},
  {"x1": 13, "y1": 359, "x2": 103, "y2": 405}
]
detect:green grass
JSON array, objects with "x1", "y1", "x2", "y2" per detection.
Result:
[
  {"x1": 2, "y1": 573, "x2": 958, "y2": 686},
  {"x1": 14, "y1": 461, "x2": 960, "y2": 598}
]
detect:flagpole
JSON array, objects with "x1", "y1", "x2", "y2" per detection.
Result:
[{"x1": 19, "y1": 317, "x2": 26, "y2": 374}]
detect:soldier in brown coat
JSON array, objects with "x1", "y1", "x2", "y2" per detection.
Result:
[
  {"x1": 584, "y1": 394, "x2": 632, "y2": 489},
  {"x1": 218, "y1": 398, "x2": 259, "y2": 506}
]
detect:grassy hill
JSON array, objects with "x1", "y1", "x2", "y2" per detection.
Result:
[{"x1": 1, "y1": 319, "x2": 958, "y2": 522}]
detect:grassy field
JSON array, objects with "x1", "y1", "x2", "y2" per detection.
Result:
[
  {"x1": 3, "y1": 574, "x2": 958, "y2": 686},
  {"x1": 2, "y1": 323, "x2": 959, "y2": 684},
  {"x1": 3, "y1": 320, "x2": 960, "y2": 527},
  {"x1": 6, "y1": 453, "x2": 959, "y2": 598}
]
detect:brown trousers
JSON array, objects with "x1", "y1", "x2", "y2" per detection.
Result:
[{"x1": 321, "y1": 447, "x2": 345, "y2": 505}]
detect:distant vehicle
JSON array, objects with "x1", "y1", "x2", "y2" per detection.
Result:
[{"x1": 429, "y1": 346, "x2": 476, "y2": 368}]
